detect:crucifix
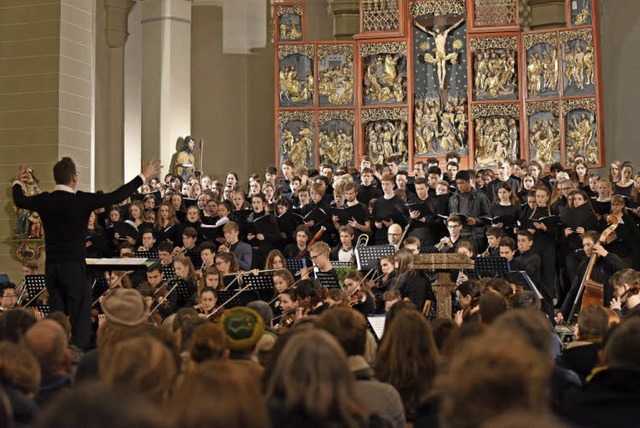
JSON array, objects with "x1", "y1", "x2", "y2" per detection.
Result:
[{"x1": 414, "y1": 14, "x2": 465, "y2": 100}]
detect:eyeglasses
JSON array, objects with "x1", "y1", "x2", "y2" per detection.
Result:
[{"x1": 310, "y1": 253, "x2": 326, "y2": 260}]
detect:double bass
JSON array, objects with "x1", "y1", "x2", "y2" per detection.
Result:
[{"x1": 567, "y1": 216, "x2": 618, "y2": 323}]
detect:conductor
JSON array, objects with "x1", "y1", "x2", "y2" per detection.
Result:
[{"x1": 12, "y1": 157, "x2": 162, "y2": 350}]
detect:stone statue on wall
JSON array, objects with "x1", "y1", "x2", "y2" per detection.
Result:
[
  {"x1": 13, "y1": 167, "x2": 43, "y2": 239},
  {"x1": 174, "y1": 136, "x2": 196, "y2": 182}
]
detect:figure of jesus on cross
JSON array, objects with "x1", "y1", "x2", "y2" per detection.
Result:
[{"x1": 414, "y1": 15, "x2": 465, "y2": 94}]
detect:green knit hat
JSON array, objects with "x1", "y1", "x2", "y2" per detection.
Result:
[{"x1": 220, "y1": 306, "x2": 265, "y2": 351}]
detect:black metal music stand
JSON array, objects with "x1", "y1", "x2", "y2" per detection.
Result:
[
  {"x1": 162, "y1": 265, "x2": 176, "y2": 281},
  {"x1": 215, "y1": 290, "x2": 261, "y2": 308},
  {"x1": 285, "y1": 258, "x2": 304, "y2": 274},
  {"x1": 135, "y1": 250, "x2": 159, "y2": 259},
  {"x1": 355, "y1": 245, "x2": 396, "y2": 270},
  {"x1": 35, "y1": 305, "x2": 51, "y2": 316},
  {"x1": 241, "y1": 275, "x2": 275, "y2": 301},
  {"x1": 173, "y1": 279, "x2": 195, "y2": 308},
  {"x1": 420, "y1": 246, "x2": 440, "y2": 254},
  {"x1": 24, "y1": 275, "x2": 46, "y2": 300},
  {"x1": 315, "y1": 271, "x2": 341, "y2": 289},
  {"x1": 91, "y1": 275, "x2": 111, "y2": 302},
  {"x1": 332, "y1": 261, "x2": 354, "y2": 268},
  {"x1": 472, "y1": 256, "x2": 510, "y2": 278}
]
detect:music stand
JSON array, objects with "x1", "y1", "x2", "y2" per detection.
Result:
[
  {"x1": 285, "y1": 258, "x2": 304, "y2": 274},
  {"x1": 473, "y1": 256, "x2": 510, "y2": 278},
  {"x1": 420, "y1": 246, "x2": 440, "y2": 254},
  {"x1": 90, "y1": 275, "x2": 111, "y2": 301},
  {"x1": 25, "y1": 275, "x2": 46, "y2": 299},
  {"x1": 367, "y1": 314, "x2": 386, "y2": 342},
  {"x1": 332, "y1": 261, "x2": 354, "y2": 268},
  {"x1": 241, "y1": 275, "x2": 275, "y2": 301},
  {"x1": 135, "y1": 250, "x2": 159, "y2": 259},
  {"x1": 162, "y1": 265, "x2": 176, "y2": 281},
  {"x1": 315, "y1": 271, "x2": 341, "y2": 289},
  {"x1": 355, "y1": 245, "x2": 396, "y2": 270},
  {"x1": 173, "y1": 279, "x2": 195, "y2": 308},
  {"x1": 503, "y1": 271, "x2": 544, "y2": 300},
  {"x1": 34, "y1": 304, "x2": 51, "y2": 316},
  {"x1": 215, "y1": 290, "x2": 261, "y2": 308}
]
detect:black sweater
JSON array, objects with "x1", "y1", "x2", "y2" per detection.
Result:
[{"x1": 13, "y1": 176, "x2": 143, "y2": 263}]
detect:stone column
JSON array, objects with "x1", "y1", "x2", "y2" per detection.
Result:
[
  {"x1": 141, "y1": 0, "x2": 192, "y2": 178},
  {"x1": 95, "y1": 0, "x2": 135, "y2": 191},
  {"x1": 0, "y1": 0, "x2": 95, "y2": 278},
  {"x1": 328, "y1": 0, "x2": 360, "y2": 40}
]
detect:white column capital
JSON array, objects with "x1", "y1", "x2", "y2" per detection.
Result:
[{"x1": 103, "y1": 0, "x2": 136, "y2": 48}]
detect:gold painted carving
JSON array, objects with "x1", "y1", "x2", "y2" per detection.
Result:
[
  {"x1": 278, "y1": 44, "x2": 314, "y2": 60},
  {"x1": 277, "y1": 5, "x2": 303, "y2": 17},
  {"x1": 523, "y1": 32, "x2": 557, "y2": 50},
  {"x1": 361, "y1": 108, "x2": 408, "y2": 123},
  {"x1": 319, "y1": 110, "x2": 355, "y2": 125},
  {"x1": 560, "y1": 28, "x2": 593, "y2": 45},
  {"x1": 471, "y1": 103, "x2": 519, "y2": 119},
  {"x1": 318, "y1": 44, "x2": 354, "y2": 59},
  {"x1": 360, "y1": 41, "x2": 407, "y2": 57},
  {"x1": 409, "y1": 0, "x2": 465, "y2": 17},
  {"x1": 526, "y1": 100, "x2": 560, "y2": 117},
  {"x1": 561, "y1": 97, "x2": 596, "y2": 115},
  {"x1": 469, "y1": 36, "x2": 518, "y2": 52},
  {"x1": 278, "y1": 110, "x2": 314, "y2": 125}
]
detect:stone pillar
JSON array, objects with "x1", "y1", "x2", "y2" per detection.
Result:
[
  {"x1": 529, "y1": 0, "x2": 566, "y2": 29},
  {"x1": 328, "y1": 0, "x2": 360, "y2": 40},
  {"x1": 0, "y1": 0, "x2": 95, "y2": 278},
  {"x1": 95, "y1": 0, "x2": 135, "y2": 191},
  {"x1": 142, "y1": 0, "x2": 192, "y2": 178}
]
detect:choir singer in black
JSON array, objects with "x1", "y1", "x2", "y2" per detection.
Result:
[{"x1": 12, "y1": 157, "x2": 161, "y2": 350}]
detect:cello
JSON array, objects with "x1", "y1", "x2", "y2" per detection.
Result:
[{"x1": 567, "y1": 215, "x2": 618, "y2": 323}]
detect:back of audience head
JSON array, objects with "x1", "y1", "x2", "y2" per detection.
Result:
[
  {"x1": 439, "y1": 329, "x2": 550, "y2": 428},
  {"x1": 99, "y1": 333, "x2": 177, "y2": 403},
  {"x1": 376, "y1": 309, "x2": 439, "y2": 417},
  {"x1": 37, "y1": 382, "x2": 170, "y2": 428},
  {"x1": 604, "y1": 317, "x2": 640, "y2": 371},
  {"x1": 0, "y1": 309, "x2": 37, "y2": 343},
  {"x1": 479, "y1": 291, "x2": 508, "y2": 324},
  {"x1": 189, "y1": 323, "x2": 229, "y2": 364},
  {"x1": 315, "y1": 306, "x2": 367, "y2": 357},
  {"x1": 25, "y1": 319, "x2": 70, "y2": 376},
  {"x1": 577, "y1": 305, "x2": 609, "y2": 342},
  {"x1": 171, "y1": 360, "x2": 269, "y2": 428},
  {"x1": 265, "y1": 328, "x2": 368, "y2": 426},
  {"x1": 0, "y1": 340, "x2": 41, "y2": 396}
]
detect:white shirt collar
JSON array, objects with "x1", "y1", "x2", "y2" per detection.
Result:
[{"x1": 53, "y1": 184, "x2": 75, "y2": 194}]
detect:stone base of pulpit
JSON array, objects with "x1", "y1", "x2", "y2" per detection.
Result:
[{"x1": 432, "y1": 272, "x2": 457, "y2": 319}]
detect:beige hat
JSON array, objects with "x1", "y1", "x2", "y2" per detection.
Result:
[{"x1": 102, "y1": 288, "x2": 149, "y2": 327}]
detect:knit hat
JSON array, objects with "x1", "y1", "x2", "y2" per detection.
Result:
[
  {"x1": 220, "y1": 306, "x2": 265, "y2": 351},
  {"x1": 102, "y1": 288, "x2": 149, "y2": 327}
]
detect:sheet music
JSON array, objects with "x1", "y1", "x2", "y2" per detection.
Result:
[
  {"x1": 367, "y1": 315, "x2": 386, "y2": 341},
  {"x1": 86, "y1": 258, "x2": 148, "y2": 265}
]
